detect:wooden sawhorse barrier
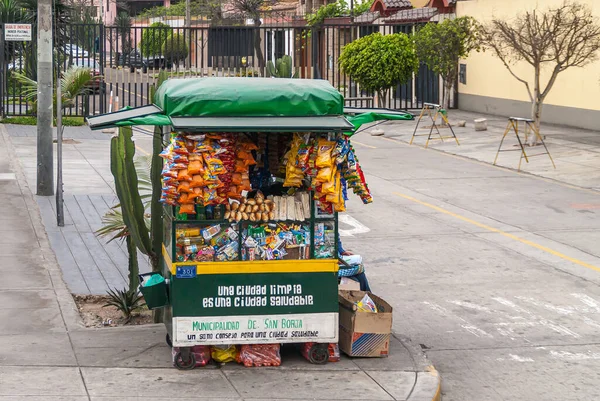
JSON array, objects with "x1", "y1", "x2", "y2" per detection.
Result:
[
  {"x1": 410, "y1": 102, "x2": 460, "y2": 148},
  {"x1": 493, "y1": 117, "x2": 556, "y2": 171}
]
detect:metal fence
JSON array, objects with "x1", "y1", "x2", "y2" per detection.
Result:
[{"x1": 0, "y1": 22, "x2": 445, "y2": 118}]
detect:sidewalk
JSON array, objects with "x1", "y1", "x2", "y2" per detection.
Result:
[
  {"x1": 374, "y1": 110, "x2": 600, "y2": 192},
  {"x1": 6, "y1": 124, "x2": 150, "y2": 294},
  {"x1": 0, "y1": 123, "x2": 441, "y2": 401}
]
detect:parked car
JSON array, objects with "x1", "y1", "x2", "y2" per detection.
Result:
[
  {"x1": 7, "y1": 57, "x2": 25, "y2": 71},
  {"x1": 64, "y1": 44, "x2": 89, "y2": 58},
  {"x1": 71, "y1": 58, "x2": 103, "y2": 93},
  {"x1": 118, "y1": 49, "x2": 173, "y2": 72}
]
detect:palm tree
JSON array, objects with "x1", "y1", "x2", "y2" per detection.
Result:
[{"x1": 12, "y1": 65, "x2": 96, "y2": 112}]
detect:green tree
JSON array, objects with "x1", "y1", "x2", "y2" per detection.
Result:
[
  {"x1": 481, "y1": 1, "x2": 600, "y2": 144},
  {"x1": 161, "y1": 32, "x2": 189, "y2": 65},
  {"x1": 115, "y1": 12, "x2": 133, "y2": 55},
  {"x1": 306, "y1": 0, "x2": 373, "y2": 26},
  {"x1": 414, "y1": 16, "x2": 480, "y2": 111},
  {"x1": 140, "y1": 22, "x2": 172, "y2": 58},
  {"x1": 339, "y1": 32, "x2": 418, "y2": 108}
]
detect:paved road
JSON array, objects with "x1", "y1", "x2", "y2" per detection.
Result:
[
  {"x1": 325, "y1": 132, "x2": 600, "y2": 400},
  {"x1": 9, "y1": 121, "x2": 600, "y2": 399}
]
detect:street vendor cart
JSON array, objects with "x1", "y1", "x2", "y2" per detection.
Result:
[{"x1": 87, "y1": 78, "x2": 412, "y2": 369}]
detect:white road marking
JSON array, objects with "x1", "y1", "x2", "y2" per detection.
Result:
[
  {"x1": 549, "y1": 350, "x2": 600, "y2": 360},
  {"x1": 338, "y1": 214, "x2": 371, "y2": 237},
  {"x1": 515, "y1": 296, "x2": 575, "y2": 315},
  {"x1": 571, "y1": 293, "x2": 600, "y2": 312},
  {"x1": 423, "y1": 301, "x2": 493, "y2": 338},
  {"x1": 509, "y1": 354, "x2": 534, "y2": 362},
  {"x1": 448, "y1": 300, "x2": 492, "y2": 313},
  {"x1": 461, "y1": 325, "x2": 493, "y2": 338},
  {"x1": 0, "y1": 173, "x2": 16, "y2": 180}
]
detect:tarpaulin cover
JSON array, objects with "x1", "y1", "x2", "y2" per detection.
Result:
[
  {"x1": 345, "y1": 112, "x2": 413, "y2": 136},
  {"x1": 153, "y1": 77, "x2": 344, "y2": 117}
]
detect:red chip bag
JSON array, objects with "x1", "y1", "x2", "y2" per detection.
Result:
[{"x1": 237, "y1": 344, "x2": 281, "y2": 367}]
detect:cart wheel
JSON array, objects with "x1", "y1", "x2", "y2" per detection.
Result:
[
  {"x1": 308, "y1": 344, "x2": 329, "y2": 364},
  {"x1": 174, "y1": 350, "x2": 196, "y2": 370},
  {"x1": 166, "y1": 333, "x2": 172, "y2": 347}
]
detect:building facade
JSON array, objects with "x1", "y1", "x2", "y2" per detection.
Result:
[{"x1": 456, "y1": 0, "x2": 600, "y2": 130}]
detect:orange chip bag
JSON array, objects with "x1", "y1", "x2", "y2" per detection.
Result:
[
  {"x1": 179, "y1": 204, "x2": 196, "y2": 214},
  {"x1": 188, "y1": 160, "x2": 204, "y2": 175},
  {"x1": 177, "y1": 181, "x2": 192, "y2": 193},
  {"x1": 232, "y1": 173, "x2": 243, "y2": 185},
  {"x1": 178, "y1": 168, "x2": 192, "y2": 182},
  {"x1": 190, "y1": 175, "x2": 205, "y2": 188},
  {"x1": 234, "y1": 160, "x2": 247, "y2": 173},
  {"x1": 189, "y1": 187, "x2": 203, "y2": 199}
]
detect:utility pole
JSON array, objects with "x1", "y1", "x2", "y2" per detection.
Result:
[
  {"x1": 185, "y1": 0, "x2": 191, "y2": 69},
  {"x1": 185, "y1": 0, "x2": 191, "y2": 28},
  {"x1": 37, "y1": 0, "x2": 54, "y2": 196}
]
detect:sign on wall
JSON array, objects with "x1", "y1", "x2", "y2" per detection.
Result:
[{"x1": 4, "y1": 24, "x2": 32, "y2": 41}]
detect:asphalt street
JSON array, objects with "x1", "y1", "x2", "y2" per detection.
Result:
[
  {"x1": 332, "y1": 131, "x2": 600, "y2": 401},
  {"x1": 18, "y1": 123, "x2": 600, "y2": 401},
  {"x1": 128, "y1": 127, "x2": 600, "y2": 400}
]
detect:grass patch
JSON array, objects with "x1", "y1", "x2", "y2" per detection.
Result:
[{"x1": 0, "y1": 116, "x2": 86, "y2": 126}]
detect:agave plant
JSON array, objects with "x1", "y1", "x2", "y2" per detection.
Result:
[
  {"x1": 12, "y1": 65, "x2": 96, "y2": 111},
  {"x1": 266, "y1": 55, "x2": 299, "y2": 78},
  {"x1": 103, "y1": 287, "x2": 145, "y2": 323}
]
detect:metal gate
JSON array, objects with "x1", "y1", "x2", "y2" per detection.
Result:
[{"x1": 1, "y1": 21, "x2": 445, "y2": 118}]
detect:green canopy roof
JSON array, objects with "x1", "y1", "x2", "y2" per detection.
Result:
[
  {"x1": 86, "y1": 78, "x2": 414, "y2": 133},
  {"x1": 154, "y1": 77, "x2": 343, "y2": 117}
]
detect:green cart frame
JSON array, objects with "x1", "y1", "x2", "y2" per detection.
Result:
[{"x1": 87, "y1": 77, "x2": 413, "y2": 368}]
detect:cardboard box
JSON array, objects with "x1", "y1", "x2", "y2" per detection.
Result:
[
  {"x1": 338, "y1": 290, "x2": 393, "y2": 358},
  {"x1": 339, "y1": 277, "x2": 361, "y2": 291}
]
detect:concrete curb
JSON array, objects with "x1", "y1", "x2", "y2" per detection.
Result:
[
  {"x1": 396, "y1": 334, "x2": 442, "y2": 401},
  {"x1": 0, "y1": 124, "x2": 84, "y2": 333}
]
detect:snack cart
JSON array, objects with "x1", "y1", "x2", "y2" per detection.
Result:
[{"x1": 87, "y1": 78, "x2": 413, "y2": 369}]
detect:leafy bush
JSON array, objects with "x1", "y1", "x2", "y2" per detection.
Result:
[
  {"x1": 140, "y1": 22, "x2": 172, "y2": 57},
  {"x1": 307, "y1": 0, "x2": 373, "y2": 26},
  {"x1": 161, "y1": 33, "x2": 189, "y2": 63},
  {"x1": 339, "y1": 32, "x2": 418, "y2": 107}
]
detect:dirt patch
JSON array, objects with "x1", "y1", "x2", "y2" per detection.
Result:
[{"x1": 73, "y1": 294, "x2": 153, "y2": 328}]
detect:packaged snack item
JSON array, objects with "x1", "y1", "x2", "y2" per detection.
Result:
[
  {"x1": 177, "y1": 181, "x2": 192, "y2": 193},
  {"x1": 188, "y1": 160, "x2": 204, "y2": 175},
  {"x1": 237, "y1": 344, "x2": 281, "y2": 367},
  {"x1": 211, "y1": 345, "x2": 239, "y2": 363},
  {"x1": 202, "y1": 224, "x2": 221, "y2": 240},
  {"x1": 316, "y1": 139, "x2": 335, "y2": 168},
  {"x1": 356, "y1": 294, "x2": 378, "y2": 313},
  {"x1": 179, "y1": 204, "x2": 196, "y2": 214},
  {"x1": 178, "y1": 168, "x2": 192, "y2": 182}
]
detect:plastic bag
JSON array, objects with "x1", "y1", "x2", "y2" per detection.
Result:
[
  {"x1": 188, "y1": 160, "x2": 204, "y2": 175},
  {"x1": 301, "y1": 343, "x2": 340, "y2": 363},
  {"x1": 179, "y1": 204, "x2": 196, "y2": 214},
  {"x1": 172, "y1": 345, "x2": 211, "y2": 368},
  {"x1": 211, "y1": 345, "x2": 239, "y2": 363},
  {"x1": 357, "y1": 294, "x2": 378, "y2": 313},
  {"x1": 237, "y1": 344, "x2": 281, "y2": 367},
  {"x1": 316, "y1": 139, "x2": 336, "y2": 168}
]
